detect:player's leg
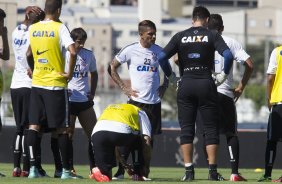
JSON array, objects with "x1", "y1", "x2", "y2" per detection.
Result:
[
  {"x1": 50, "y1": 132, "x2": 63, "y2": 178},
  {"x1": 12, "y1": 130, "x2": 22, "y2": 177},
  {"x1": 21, "y1": 129, "x2": 30, "y2": 177}
]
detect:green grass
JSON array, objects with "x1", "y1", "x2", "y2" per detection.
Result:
[{"x1": 0, "y1": 163, "x2": 281, "y2": 183}]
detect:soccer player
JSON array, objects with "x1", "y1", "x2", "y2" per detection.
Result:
[
  {"x1": 90, "y1": 103, "x2": 151, "y2": 182},
  {"x1": 157, "y1": 6, "x2": 233, "y2": 181},
  {"x1": 0, "y1": 7, "x2": 9, "y2": 178},
  {"x1": 207, "y1": 14, "x2": 253, "y2": 181},
  {"x1": 258, "y1": 45, "x2": 282, "y2": 182},
  {"x1": 108, "y1": 20, "x2": 169, "y2": 180},
  {"x1": 51, "y1": 27, "x2": 98, "y2": 178},
  {"x1": 26, "y1": 0, "x2": 77, "y2": 179},
  {"x1": 10, "y1": 6, "x2": 45, "y2": 177}
]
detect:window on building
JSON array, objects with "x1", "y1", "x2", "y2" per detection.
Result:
[
  {"x1": 163, "y1": 30, "x2": 172, "y2": 37},
  {"x1": 129, "y1": 30, "x2": 138, "y2": 36},
  {"x1": 265, "y1": 19, "x2": 272, "y2": 28},
  {"x1": 183, "y1": 0, "x2": 192, "y2": 5},
  {"x1": 113, "y1": 30, "x2": 122, "y2": 37},
  {"x1": 103, "y1": 29, "x2": 107, "y2": 34}
]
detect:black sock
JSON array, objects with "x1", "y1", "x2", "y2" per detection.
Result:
[
  {"x1": 185, "y1": 165, "x2": 194, "y2": 171},
  {"x1": 36, "y1": 134, "x2": 43, "y2": 170},
  {"x1": 51, "y1": 137, "x2": 62, "y2": 171},
  {"x1": 22, "y1": 129, "x2": 30, "y2": 172},
  {"x1": 58, "y1": 134, "x2": 71, "y2": 170},
  {"x1": 69, "y1": 139, "x2": 74, "y2": 170},
  {"x1": 26, "y1": 129, "x2": 39, "y2": 167},
  {"x1": 209, "y1": 164, "x2": 218, "y2": 174},
  {"x1": 265, "y1": 140, "x2": 277, "y2": 177},
  {"x1": 227, "y1": 136, "x2": 239, "y2": 174},
  {"x1": 88, "y1": 141, "x2": 95, "y2": 171},
  {"x1": 13, "y1": 132, "x2": 23, "y2": 168}
]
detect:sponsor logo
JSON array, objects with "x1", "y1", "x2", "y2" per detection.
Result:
[
  {"x1": 137, "y1": 65, "x2": 158, "y2": 72},
  {"x1": 38, "y1": 59, "x2": 48, "y2": 64},
  {"x1": 14, "y1": 38, "x2": 27, "y2": 46},
  {"x1": 35, "y1": 66, "x2": 54, "y2": 72},
  {"x1": 214, "y1": 60, "x2": 220, "y2": 64},
  {"x1": 181, "y1": 35, "x2": 208, "y2": 43},
  {"x1": 36, "y1": 49, "x2": 49, "y2": 55},
  {"x1": 188, "y1": 53, "x2": 200, "y2": 58},
  {"x1": 32, "y1": 30, "x2": 55, "y2": 37}
]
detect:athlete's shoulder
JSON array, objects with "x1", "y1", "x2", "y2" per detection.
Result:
[
  {"x1": 151, "y1": 44, "x2": 163, "y2": 51},
  {"x1": 117, "y1": 42, "x2": 139, "y2": 55},
  {"x1": 80, "y1": 48, "x2": 93, "y2": 54}
]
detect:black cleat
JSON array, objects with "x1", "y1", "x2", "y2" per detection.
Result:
[
  {"x1": 208, "y1": 172, "x2": 226, "y2": 181},
  {"x1": 181, "y1": 168, "x2": 195, "y2": 181}
]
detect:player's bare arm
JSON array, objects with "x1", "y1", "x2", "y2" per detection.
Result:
[
  {"x1": 26, "y1": 45, "x2": 34, "y2": 71},
  {"x1": 267, "y1": 74, "x2": 275, "y2": 111},
  {"x1": 0, "y1": 26, "x2": 9, "y2": 60},
  {"x1": 108, "y1": 58, "x2": 138, "y2": 98},
  {"x1": 61, "y1": 43, "x2": 77, "y2": 81},
  {"x1": 87, "y1": 71, "x2": 98, "y2": 101},
  {"x1": 234, "y1": 57, "x2": 254, "y2": 102},
  {"x1": 158, "y1": 75, "x2": 168, "y2": 98}
]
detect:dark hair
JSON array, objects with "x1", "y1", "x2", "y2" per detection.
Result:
[
  {"x1": 28, "y1": 11, "x2": 45, "y2": 23},
  {"x1": 0, "y1": 8, "x2": 6, "y2": 18},
  {"x1": 138, "y1": 20, "x2": 156, "y2": 33},
  {"x1": 71, "y1": 27, "x2": 87, "y2": 41},
  {"x1": 208, "y1": 14, "x2": 223, "y2": 31},
  {"x1": 44, "y1": 0, "x2": 62, "y2": 14},
  {"x1": 192, "y1": 6, "x2": 210, "y2": 21}
]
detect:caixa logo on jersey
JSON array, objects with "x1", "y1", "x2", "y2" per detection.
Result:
[
  {"x1": 137, "y1": 65, "x2": 158, "y2": 72},
  {"x1": 181, "y1": 36, "x2": 208, "y2": 43},
  {"x1": 38, "y1": 59, "x2": 48, "y2": 64}
]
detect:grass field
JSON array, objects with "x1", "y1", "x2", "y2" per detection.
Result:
[{"x1": 0, "y1": 163, "x2": 281, "y2": 183}]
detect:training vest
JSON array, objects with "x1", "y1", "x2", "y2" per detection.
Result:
[
  {"x1": 270, "y1": 46, "x2": 282, "y2": 104},
  {"x1": 29, "y1": 21, "x2": 66, "y2": 87},
  {"x1": 98, "y1": 104, "x2": 141, "y2": 131}
]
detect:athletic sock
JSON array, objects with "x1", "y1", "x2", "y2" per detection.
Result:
[
  {"x1": 22, "y1": 129, "x2": 30, "y2": 171},
  {"x1": 51, "y1": 137, "x2": 62, "y2": 171},
  {"x1": 36, "y1": 134, "x2": 43, "y2": 169},
  {"x1": 13, "y1": 133, "x2": 23, "y2": 168},
  {"x1": 26, "y1": 129, "x2": 39, "y2": 167},
  {"x1": 69, "y1": 138, "x2": 74, "y2": 170},
  {"x1": 208, "y1": 164, "x2": 218, "y2": 174},
  {"x1": 265, "y1": 140, "x2": 277, "y2": 177},
  {"x1": 227, "y1": 136, "x2": 239, "y2": 174},
  {"x1": 58, "y1": 134, "x2": 71, "y2": 170},
  {"x1": 88, "y1": 141, "x2": 95, "y2": 172}
]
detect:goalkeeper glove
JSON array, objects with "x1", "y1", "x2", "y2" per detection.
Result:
[
  {"x1": 213, "y1": 71, "x2": 228, "y2": 86},
  {"x1": 168, "y1": 72, "x2": 179, "y2": 89}
]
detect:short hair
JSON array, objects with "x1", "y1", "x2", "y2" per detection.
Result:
[
  {"x1": 70, "y1": 27, "x2": 87, "y2": 41},
  {"x1": 192, "y1": 6, "x2": 210, "y2": 21},
  {"x1": 0, "y1": 8, "x2": 6, "y2": 19},
  {"x1": 208, "y1": 14, "x2": 224, "y2": 31},
  {"x1": 138, "y1": 20, "x2": 156, "y2": 33},
  {"x1": 44, "y1": 0, "x2": 62, "y2": 15}
]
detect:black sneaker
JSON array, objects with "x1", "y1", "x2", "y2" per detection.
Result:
[
  {"x1": 208, "y1": 172, "x2": 226, "y2": 181},
  {"x1": 181, "y1": 170, "x2": 195, "y2": 181}
]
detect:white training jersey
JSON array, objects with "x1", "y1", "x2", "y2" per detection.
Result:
[
  {"x1": 266, "y1": 48, "x2": 278, "y2": 74},
  {"x1": 92, "y1": 109, "x2": 151, "y2": 138},
  {"x1": 66, "y1": 48, "x2": 97, "y2": 102},
  {"x1": 11, "y1": 24, "x2": 32, "y2": 89},
  {"x1": 214, "y1": 35, "x2": 250, "y2": 98},
  {"x1": 115, "y1": 42, "x2": 162, "y2": 104}
]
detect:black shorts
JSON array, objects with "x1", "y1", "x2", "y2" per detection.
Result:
[
  {"x1": 29, "y1": 87, "x2": 69, "y2": 129},
  {"x1": 267, "y1": 104, "x2": 282, "y2": 141},
  {"x1": 10, "y1": 88, "x2": 31, "y2": 132},
  {"x1": 92, "y1": 131, "x2": 139, "y2": 176},
  {"x1": 70, "y1": 101, "x2": 94, "y2": 116},
  {"x1": 217, "y1": 93, "x2": 237, "y2": 135},
  {"x1": 128, "y1": 99, "x2": 162, "y2": 135}
]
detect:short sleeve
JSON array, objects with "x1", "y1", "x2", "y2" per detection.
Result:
[
  {"x1": 59, "y1": 24, "x2": 74, "y2": 49},
  {"x1": 267, "y1": 48, "x2": 277, "y2": 74},
  {"x1": 230, "y1": 39, "x2": 250, "y2": 65},
  {"x1": 115, "y1": 45, "x2": 131, "y2": 64}
]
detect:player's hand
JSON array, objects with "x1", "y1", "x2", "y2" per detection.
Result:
[
  {"x1": 87, "y1": 92, "x2": 94, "y2": 101},
  {"x1": 233, "y1": 87, "x2": 243, "y2": 103},
  {"x1": 59, "y1": 72, "x2": 73, "y2": 82},
  {"x1": 25, "y1": 6, "x2": 43, "y2": 17},
  {"x1": 27, "y1": 68, "x2": 33, "y2": 79},
  {"x1": 122, "y1": 86, "x2": 139, "y2": 98},
  {"x1": 158, "y1": 85, "x2": 167, "y2": 98},
  {"x1": 168, "y1": 72, "x2": 179, "y2": 90},
  {"x1": 213, "y1": 71, "x2": 227, "y2": 86}
]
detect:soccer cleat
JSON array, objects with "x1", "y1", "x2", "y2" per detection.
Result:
[
  {"x1": 38, "y1": 168, "x2": 50, "y2": 177},
  {"x1": 70, "y1": 169, "x2": 83, "y2": 179},
  {"x1": 54, "y1": 169, "x2": 62, "y2": 178},
  {"x1": 91, "y1": 167, "x2": 110, "y2": 182},
  {"x1": 230, "y1": 174, "x2": 247, "y2": 181},
  {"x1": 257, "y1": 175, "x2": 272, "y2": 182},
  {"x1": 132, "y1": 174, "x2": 144, "y2": 181},
  {"x1": 112, "y1": 174, "x2": 124, "y2": 180},
  {"x1": 0, "y1": 171, "x2": 5, "y2": 177},
  {"x1": 208, "y1": 172, "x2": 226, "y2": 181},
  {"x1": 142, "y1": 176, "x2": 152, "y2": 181},
  {"x1": 21, "y1": 171, "x2": 29, "y2": 177},
  {"x1": 28, "y1": 166, "x2": 40, "y2": 178},
  {"x1": 61, "y1": 169, "x2": 78, "y2": 179},
  {"x1": 272, "y1": 176, "x2": 282, "y2": 182},
  {"x1": 12, "y1": 167, "x2": 21, "y2": 177},
  {"x1": 181, "y1": 169, "x2": 195, "y2": 181}
]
